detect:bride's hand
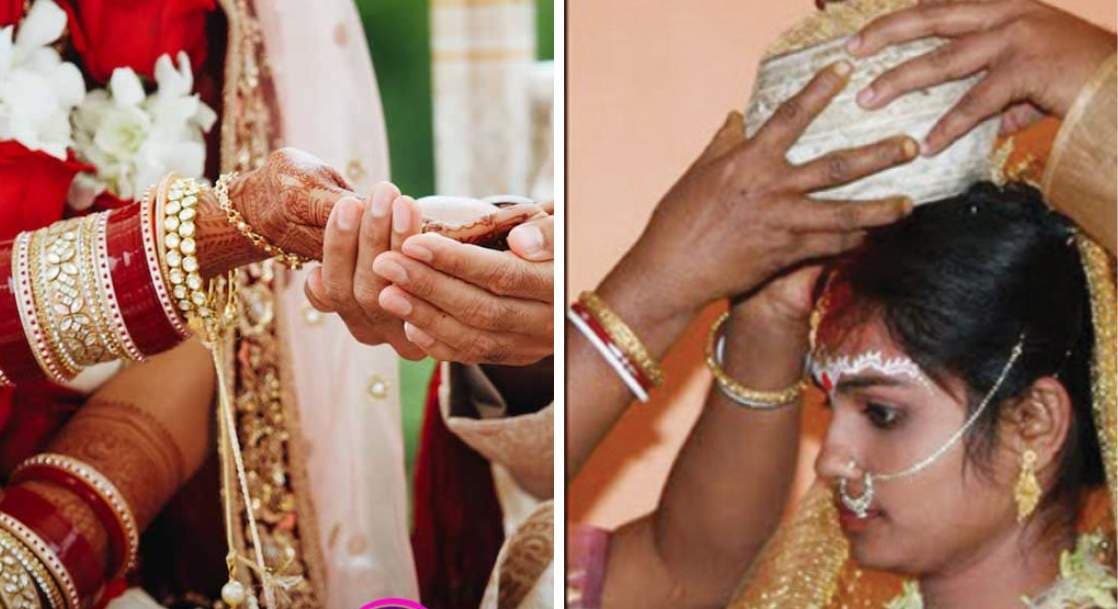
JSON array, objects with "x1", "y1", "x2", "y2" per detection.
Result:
[
  {"x1": 194, "y1": 147, "x2": 356, "y2": 278},
  {"x1": 740, "y1": 265, "x2": 824, "y2": 328},
  {"x1": 226, "y1": 148, "x2": 355, "y2": 261}
]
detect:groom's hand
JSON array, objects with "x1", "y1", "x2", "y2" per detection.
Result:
[
  {"x1": 304, "y1": 182, "x2": 427, "y2": 360},
  {"x1": 372, "y1": 209, "x2": 554, "y2": 366}
]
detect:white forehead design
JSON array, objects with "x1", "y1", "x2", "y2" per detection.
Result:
[{"x1": 811, "y1": 350, "x2": 932, "y2": 393}]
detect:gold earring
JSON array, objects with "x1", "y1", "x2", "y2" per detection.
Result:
[{"x1": 1015, "y1": 449, "x2": 1041, "y2": 523}]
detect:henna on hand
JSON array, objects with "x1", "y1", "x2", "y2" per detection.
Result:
[
  {"x1": 194, "y1": 148, "x2": 357, "y2": 276},
  {"x1": 16, "y1": 480, "x2": 110, "y2": 569},
  {"x1": 194, "y1": 188, "x2": 269, "y2": 279},
  {"x1": 46, "y1": 399, "x2": 187, "y2": 530},
  {"x1": 229, "y1": 148, "x2": 355, "y2": 263}
]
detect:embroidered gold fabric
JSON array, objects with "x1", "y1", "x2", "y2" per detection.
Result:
[
  {"x1": 497, "y1": 501, "x2": 554, "y2": 609},
  {"x1": 1044, "y1": 54, "x2": 1117, "y2": 255},
  {"x1": 215, "y1": 1, "x2": 323, "y2": 606}
]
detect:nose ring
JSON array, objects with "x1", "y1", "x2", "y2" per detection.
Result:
[{"x1": 839, "y1": 472, "x2": 874, "y2": 519}]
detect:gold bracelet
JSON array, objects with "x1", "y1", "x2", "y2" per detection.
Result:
[
  {"x1": 22, "y1": 213, "x2": 140, "y2": 380},
  {"x1": 577, "y1": 291, "x2": 664, "y2": 387},
  {"x1": 76, "y1": 213, "x2": 125, "y2": 363},
  {"x1": 705, "y1": 312, "x2": 805, "y2": 408},
  {"x1": 38, "y1": 216, "x2": 124, "y2": 369},
  {"x1": 0, "y1": 513, "x2": 79, "y2": 609},
  {"x1": 215, "y1": 171, "x2": 310, "y2": 269},
  {"x1": 160, "y1": 177, "x2": 213, "y2": 320},
  {"x1": 21, "y1": 230, "x2": 74, "y2": 383},
  {"x1": 0, "y1": 528, "x2": 60, "y2": 609}
]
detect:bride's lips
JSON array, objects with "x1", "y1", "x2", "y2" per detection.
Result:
[{"x1": 836, "y1": 502, "x2": 883, "y2": 533}]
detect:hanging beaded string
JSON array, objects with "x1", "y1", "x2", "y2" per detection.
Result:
[{"x1": 158, "y1": 175, "x2": 281, "y2": 609}]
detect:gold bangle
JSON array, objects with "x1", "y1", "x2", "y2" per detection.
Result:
[
  {"x1": 76, "y1": 213, "x2": 124, "y2": 363},
  {"x1": 14, "y1": 232, "x2": 61, "y2": 383},
  {"x1": 161, "y1": 177, "x2": 213, "y2": 320},
  {"x1": 215, "y1": 171, "x2": 310, "y2": 269},
  {"x1": 0, "y1": 528, "x2": 61, "y2": 609},
  {"x1": 0, "y1": 513, "x2": 79, "y2": 609},
  {"x1": 38, "y1": 216, "x2": 123, "y2": 369},
  {"x1": 22, "y1": 230, "x2": 75, "y2": 383},
  {"x1": 705, "y1": 312, "x2": 805, "y2": 408},
  {"x1": 577, "y1": 291, "x2": 664, "y2": 387}
]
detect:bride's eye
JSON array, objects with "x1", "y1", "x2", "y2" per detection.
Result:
[{"x1": 863, "y1": 402, "x2": 901, "y2": 429}]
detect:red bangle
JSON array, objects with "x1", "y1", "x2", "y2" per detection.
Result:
[
  {"x1": 12, "y1": 461, "x2": 133, "y2": 580},
  {"x1": 570, "y1": 302, "x2": 651, "y2": 391},
  {"x1": 0, "y1": 237, "x2": 43, "y2": 385},
  {"x1": 92, "y1": 212, "x2": 144, "y2": 362},
  {"x1": 0, "y1": 485, "x2": 104, "y2": 608},
  {"x1": 106, "y1": 203, "x2": 182, "y2": 356}
]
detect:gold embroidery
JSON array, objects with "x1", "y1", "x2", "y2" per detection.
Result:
[{"x1": 217, "y1": 1, "x2": 324, "y2": 606}]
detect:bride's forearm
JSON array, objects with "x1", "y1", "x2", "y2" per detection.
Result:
[
  {"x1": 648, "y1": 304, "x2": 807, "y2": 604},
  {"x1": 0, "y1": 173, "x2": 269, "y2": 388},
  {"x1": 0, "y1": 341, "x2": 213, "y2": 605},
  {"x1": 194, "y1": 178, "x2": 269, "y2": 279}
]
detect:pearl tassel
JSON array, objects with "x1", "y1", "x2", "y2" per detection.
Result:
[{"x1": 197, "y1": 273, "x2": 278, "y2": 609}]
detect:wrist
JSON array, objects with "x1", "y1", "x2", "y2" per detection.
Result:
[
  {"x1": 598, "y1": 250, "x2": 706, "y2": 331},
  {"x1": 730, "y1": 298, "x2": 811, "y2": 338},
  {"x1": 193, "y1": 181, "x2": 269, "y2": 278},
  {"x1": 725, "y1": 303, "x2": 810, "y2": 356}
]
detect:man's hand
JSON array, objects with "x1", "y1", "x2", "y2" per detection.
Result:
[
  {"x1": 372, "y1": 213, "x2": 555, "y2": 366},
  {"x1": 599, "y1": 61, "x2": 917, "y2": 328},
  {"x1": 848, "y1": 0, "x2": 1116, "y2": 155},
  {"x1": 303, "y1": 182, "x2": 426, "y2": 360}
]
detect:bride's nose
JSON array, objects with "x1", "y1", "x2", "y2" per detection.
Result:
[
  {"x1": 815, "y1": 445, "x2": 863, "y2": 483},
  {"x1": 814, "y1": 416, "x2": 864, "y2": 484}
]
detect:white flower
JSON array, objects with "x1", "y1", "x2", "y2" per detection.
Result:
[
  {"x1": 0, "y1": 0, "x2": 86, "y2": 159},
  {"x1": 71, "y1": 51, "x2": 216, "y2": 207}
]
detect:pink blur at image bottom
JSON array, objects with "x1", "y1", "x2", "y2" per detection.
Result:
[{"x1": 360, "y1": 599, "x2": 429, "y2": 609}]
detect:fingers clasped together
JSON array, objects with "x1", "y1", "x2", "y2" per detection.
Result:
[{"x1": 305, "y1": 184, "x2": 554, "y2": 366}]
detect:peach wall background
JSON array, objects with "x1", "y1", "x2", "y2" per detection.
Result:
[{"x1": 567, "y1": 0, "x2": 1118, "y2": 528}]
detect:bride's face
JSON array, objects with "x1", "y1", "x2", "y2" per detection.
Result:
[{"x1": 812, "y1": 316, "x2": 1021, "y2": 575}]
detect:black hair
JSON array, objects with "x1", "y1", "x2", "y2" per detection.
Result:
[{"x1": 829, "y1": 181, "x2": 1104, "y2": 515}]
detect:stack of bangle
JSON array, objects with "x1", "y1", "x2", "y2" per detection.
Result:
[
  {"x1": 705, "y1": 312, "x2": 805, "y2": 409},
  {"x1": 568, "y1": 291, "x2": 663, "y2": 402},
  {"x1": 12, "y1": 454, "x2": 139, "y2": 582},
  {"x1": 0, "y1": 188, "x2": 196, "y2": 386},
  {"x1": 0, "y1": 169, "x2": 305, "y2": 385},
  {"x1": 0, "y1": 486, "x2": 94, "y2": 609}
]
